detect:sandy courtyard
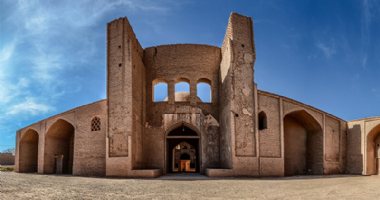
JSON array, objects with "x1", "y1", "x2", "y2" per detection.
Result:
[{"x1": 1, "y1": 172, "x2": 380, "y2": 199}]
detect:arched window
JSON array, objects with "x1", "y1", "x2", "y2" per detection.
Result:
[
  {"x1": 91, "y1": 117, "x2": 101, "y2": 131},
  {"x1": 175, "y1": 80, "x2": 190, "y2": 102},
  {"x1": 153, "y1": 80, "x2": 168, "y2": 102},
  {"x1": 258, "y1": 111, "x2": 267, "y2": 130},
  {"x1": 197, "y1": 79, "x2": 212, "y2": 103}
]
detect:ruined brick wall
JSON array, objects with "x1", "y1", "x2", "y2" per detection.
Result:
[
  {"x1": 144, "y1": 44, "x2": 220, "y2": 125},
  {"x1": 106, "y1": 18, "x2": 145, "y2": 175},
  {"x1": 0, "y1": 153, "x2": 14, "y2": 165},
  {"x1": 131, "y1": 30, "x2": 145, "y2": 170},
  {"x1": 14, "y1": 12, "x2": 367, "y2": 178},
  {"x1": 219, "y1": 13, "x2": 257, "y2": 173},
  {"x1": 142, "y1": 44, "x2": 221, "y2": 173}
]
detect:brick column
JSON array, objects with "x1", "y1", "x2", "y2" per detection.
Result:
[
  {"x1": 190, "y1": 80, "x2": 197, "y2": 105},
  {"x1": 168, "y1": 80, "x2": 175, "y2": 104}
]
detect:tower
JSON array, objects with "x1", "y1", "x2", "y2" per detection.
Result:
[
  {"x1": 106, "y1": 18, "x2": 148, "y2": 176},
  {"x1": 216, "y1": 13, "x2": 258, "y2": 175}
]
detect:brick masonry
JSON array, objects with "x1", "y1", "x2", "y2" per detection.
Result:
[{"x1": 15, "y1": 13, "x2": 380, "y2": 177}]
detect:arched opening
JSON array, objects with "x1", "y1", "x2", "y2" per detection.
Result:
[
  {"x1": 197, "y1": 79, "x2": 212, "y2": 103},
  {"x1": 153, "y1": 80, "x2": 168, "y2": 102},
  {"x1": 366, "y1": 124, "x2": 380, "y2": 175},
  {"x1": 44, "y1": 119, "x2": 75, "y2": 174},
  {"x1": 174, "y1": 80, "x2": 190, "y2": 102},
  {"x1": 258, "y1": 111, "x2": 267, "y2": 130},
  {"x1": 19, "y1": 129, "x2": 39, "y2": 173},
  {"x1": 284, "y1": 110, "x2": 323, "y2": 176},
  {"x1": 166, "y1": 124, "x2": 200, "y2": 173},
  {"x1": 172, "y1": 142, "x2": 197, "y2": 172}
]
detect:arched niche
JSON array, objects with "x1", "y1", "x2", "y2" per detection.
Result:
[
  {"x1": 283, "y1": 110, "x2": 323, "y2": 176},
  {"x1": 19, "y1": 129, "x2": 39, "y2": 173},
  {"x1": 366, "y1": 124, "x2": 380, "y2": 175},
  {"x1": 258, "y1": 111, "x2": 267, "y2": 130},
  {"x1": 44, "y1": 119, "x2": 75, "y2": 174}
]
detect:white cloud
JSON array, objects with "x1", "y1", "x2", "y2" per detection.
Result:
[
  {"x1": 316, "y1": 42, "x2": 336, "y2": 59},
  {"x1": 0, "y1": 0, "x2": 187, "y2": 150},
  {"x1": 0, "y1": 77, "x2": 31, "y2": 104},
  {"x1": 6, "y1": 98, "x2": 54, "y2": 116},
  {"x1": 362, "y1": 0, "x2": 371, "y2": 33},
  {"x1": 25, "y1": 15, "x2": 49, "y2": 34},
  {"x1": 0, "y1": 42, "x2": 16, "y2": 63},
  {"x1": 11, "y1": 0, "x2": 174, "y2": 31},
  {"x1": 0, "y1": 0, "x2": 184, "y2": 136},
  {"x1": 31, "y1": 50, "x2": 63, "y2": 82},
  {"x1": 0, "y1": 41, "x2": 28, "y2": 104},
  {"x1": 361, "y1": 0, "x2": 371, "y2": 69},
  {"x1": 5, "y1": 0, "x2": 180, "y2": 85},
  {"x1": 362, "y1": 56, "x2": 368, "y2": 68}
]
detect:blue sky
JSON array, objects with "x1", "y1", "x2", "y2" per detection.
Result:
[{"x1": 1, "y1": 0, "x2": 379, "y2": 151}]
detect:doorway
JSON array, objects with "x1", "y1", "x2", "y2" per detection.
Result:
[{"x1": 166, "y1": 125, "x2": 200, "y2": 173}]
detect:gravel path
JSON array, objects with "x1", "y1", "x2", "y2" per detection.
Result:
[{"x1": 1, "y1": 172, "x2": 380, "y2": 200}]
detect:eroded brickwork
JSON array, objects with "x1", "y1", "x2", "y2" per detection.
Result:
[{"x1": 15, "y1": 12, "x2": 376, "y2": 178}]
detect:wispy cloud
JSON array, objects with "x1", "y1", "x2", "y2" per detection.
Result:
[
  {"x1": 1, "y1": 0, "x2": 180, "y2": 110},
  {"x1": 31, "y1": 50, "x2": 63, "y2": 82},
  {"x1": 361, "y1": 0, "x2": 371, "y2": 69},
  {"x1": 0, "y1": 41, "x2": 16, "y2": 63},
  {"x1": 0, "y1": 42, "x2": 16, "y2": 103},
  {"x1": 6, "y1": 98, "x2": 54, "y2": 116},
  {"x1": 316, "y1": 41, "x2": 336, "y2": 59},
  {"x1": 371, "y1": 88, "x2": 380, "y2": 98},
  {"x1": 0, "y1": 0, "x2": 184, "y2": 150}
]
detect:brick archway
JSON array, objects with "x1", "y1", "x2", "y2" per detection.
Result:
[
  {"x1": 19, "y1": 129, "x2": 39, "y2": 173},
  {"x1": 44, "y1": 119, "x2": 75, "y2": 174},
  {"x1": 165, "y1": 124, "x2": 200, "y2": 174},
  {"x1": 284, "y1": 110, "x2": 323, "y2": 176},
  {"x1": 366, "y1": 124, "x2": 380, "y2": 175}
]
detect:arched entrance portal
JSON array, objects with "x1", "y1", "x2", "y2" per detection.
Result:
[
  {"x1": 19, "y1": 129, "x2": 39, "y2": 173},
  {"x1": 44, "y1": 119, "x2": 75, "y2": 174},
  {"x1": 166, "y1": 125, "x2": 200, "y2": 173},
  {"x1": 284, "y1": 110, "x2": 323, "y2": 176},
  {"x1": 366, "y1": 124, "x2": 380, "y2": 175}
]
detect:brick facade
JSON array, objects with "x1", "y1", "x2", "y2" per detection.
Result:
[{"x1": 15, "y1": 13, "x2": 380, "y2": 177}]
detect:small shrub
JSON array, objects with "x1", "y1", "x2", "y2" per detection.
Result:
[{"x1": 0, "y1": 166, "x2": 14, "y2": 171}]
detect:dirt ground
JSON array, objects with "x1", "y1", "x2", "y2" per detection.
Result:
[{"x1": 1, "y1": 172, "x2": 380, "y2": 200}]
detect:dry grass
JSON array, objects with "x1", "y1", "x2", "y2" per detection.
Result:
[{"x1": 0, "y1": 165, "x2": 14, "y2": 171}]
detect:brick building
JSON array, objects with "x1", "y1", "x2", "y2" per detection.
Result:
[
  {"x1": 15, "y1": 13, "x2": 380, "y2": 177},
  {"x1": 0, "y1": 153, "x2": 15, "y2": 166}
]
